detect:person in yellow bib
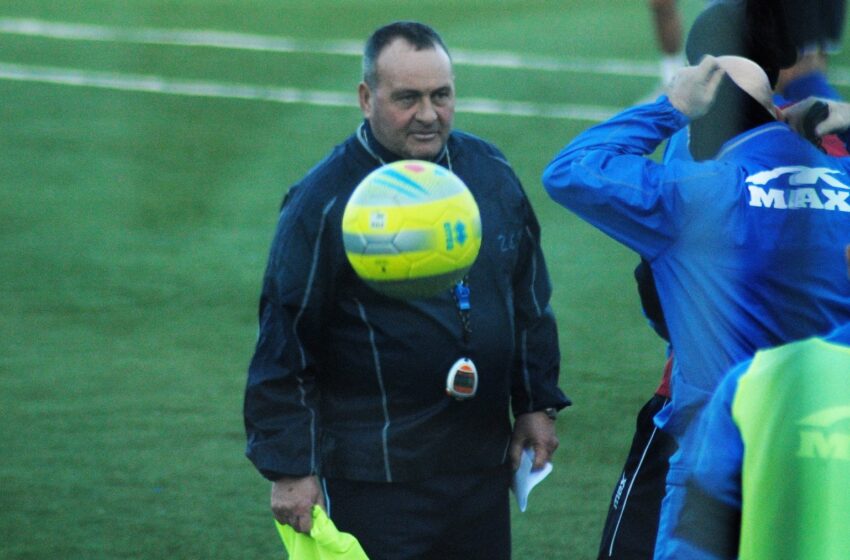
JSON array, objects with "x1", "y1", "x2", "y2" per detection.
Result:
[{"x1": 667, "y1": 247, "x2": 850, "y2": 559}]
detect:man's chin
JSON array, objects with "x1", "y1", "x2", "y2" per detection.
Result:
[{"x1": 405, "y1": 140, "x2": 444, "y2": 161}]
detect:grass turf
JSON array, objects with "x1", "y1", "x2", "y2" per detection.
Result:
[{"x1": 2, "y1": 1, "x2": 847, "y2": 558}]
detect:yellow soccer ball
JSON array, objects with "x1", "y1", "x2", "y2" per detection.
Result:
[{"x1": 342, "y1": 160, "x2": 482, "y2": 299}]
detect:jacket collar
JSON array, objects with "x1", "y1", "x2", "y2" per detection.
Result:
[
  {"x1": 715, "y1": 122, "x2": 792, "y2": 161},
  {"x1": 356, "y1": 121, "x2": 451, "y2": 168}
]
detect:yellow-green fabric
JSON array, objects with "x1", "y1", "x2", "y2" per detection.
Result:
[
  {"x1": 275, "y1": 506, "x2": 369, "y2": 560},
  {"x1": 732, "y1": 337, "x2": 850, "y2": 560}
]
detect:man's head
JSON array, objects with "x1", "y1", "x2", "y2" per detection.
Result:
[
  {"x1": 715, "y1": 55, "x2": 777, "y2": 117},
  {"x1": 359, "y1": 21, "x2": 455, "y2": 160},
  {"x1": 687, "y1": 55, "x2": 778, "y2": 160}
]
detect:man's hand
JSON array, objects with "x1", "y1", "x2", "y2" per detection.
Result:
[
  {"x1": 509, "y1": 411, "x2": 559, "y2": 471},
  {"x1": 783, "y1": 96, "x2": 850, "y2": 138},
  {"x1": 667, "y1": 55, "x2": 726, "y2": 119},
  {"x1": 271, "y1": 475, "x2": 324, "y2": 534}
]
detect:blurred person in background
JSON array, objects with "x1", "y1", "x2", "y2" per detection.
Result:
[{"x1": 648, "y1": 0, "x2": 686, "y2": 85}]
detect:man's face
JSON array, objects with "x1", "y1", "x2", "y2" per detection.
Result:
[{"x1": 359, "y1": 38, "x2": 455, "y2": 160}]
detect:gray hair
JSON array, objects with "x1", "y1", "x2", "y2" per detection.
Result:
[{"x1": 362, "y1": 21, "x2": 450, "y2": 89}]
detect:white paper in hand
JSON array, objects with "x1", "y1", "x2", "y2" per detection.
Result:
[{"x1": 511, "y1": 448, "x2": 553, "y2": 512}]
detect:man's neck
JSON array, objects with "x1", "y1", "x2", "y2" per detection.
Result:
[{"x1": 358, "y1": 121, "x2": 450, "y2": 167}]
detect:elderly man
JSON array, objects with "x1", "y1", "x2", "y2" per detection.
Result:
[{"x1": 244, "y1": 20, "x2": 569, "y2": 560}]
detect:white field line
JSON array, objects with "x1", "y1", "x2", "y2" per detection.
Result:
[
  {"x1": 10, "y1": 17, "x2": 850, "y2": 119},
  {"x1": 0, "y1": 62, "x2": 620, "y2": 121},
  {"x1": 0, "y1": 17, "x2": 626, "y2": 120},
  {"x1": 7, "y1": 16, "x2": 850, "y2": 86},
  {"x1": 0, "y1": 17, "x2": 660, "y2": 77}
]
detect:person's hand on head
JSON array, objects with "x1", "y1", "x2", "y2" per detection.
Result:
[
  {"x1": 783, "y1": 97, "x2": 850, "y2": 138},
  {"x1": 667, "y1": 55, "x2": 726, "y2": 119}
]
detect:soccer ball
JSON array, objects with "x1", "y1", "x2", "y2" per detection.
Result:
[{"x1": 342, "y1": 160, "x2": 482, "y2": 299}]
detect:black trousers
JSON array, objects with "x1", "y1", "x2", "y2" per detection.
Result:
[
  {"x1": 598, "y1": 395, "x2": 677, "y2": 560},
  {"x1": 325, "y1": 464, "x2": 512, "y2": 560}
]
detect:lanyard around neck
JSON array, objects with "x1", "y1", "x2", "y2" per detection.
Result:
[{"x1": 356, "y1": 123, "x2": 452, "y2": 171}]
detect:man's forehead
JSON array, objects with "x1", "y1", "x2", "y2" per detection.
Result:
[
  {"x1": 377, "y1": 37, "x2": 450, "y2": 62},
  {"x1": 375, "y1": 38, "x2": 453, "y2": 86}
]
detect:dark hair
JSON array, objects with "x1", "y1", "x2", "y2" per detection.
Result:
[
  {"x1": 775, "y1": 0, "x2": 846, "y2": 53},
  {"x1": 362, "y1": 21, "x2": 450, "y2": 88},
  {"x1": 686, "y1": 1, "x2": 798, "y2": 87}
]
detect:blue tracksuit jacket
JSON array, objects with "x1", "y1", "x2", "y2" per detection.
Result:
[{"x1": 542, "y1": 95, "x2": 850, "y2": 450}]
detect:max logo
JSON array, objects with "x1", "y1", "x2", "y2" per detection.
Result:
[
  {"x1": 797, "y1": 405, "x2": 850, "y2": 461},
  {"x1": 746, "y1": 166, "x2": 850, "y2": 211}
]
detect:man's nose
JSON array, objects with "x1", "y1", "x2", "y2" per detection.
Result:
[{"x1": 415, "y1": 98, "x2": 438, "y2": 123}]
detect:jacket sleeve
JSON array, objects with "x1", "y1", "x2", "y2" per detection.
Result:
[
  {"x1": 243, "y1": 187, "x2": 339, "y2": 481},
  {"x1": 509, "y1": 188, "x2": 571, "y2": 417},
  {"x1": 541, "y1": 96, "x2": 692, "y2": 260},
  {"x1": 663, "y1": 362, "x2": 747, "y2": 560}
]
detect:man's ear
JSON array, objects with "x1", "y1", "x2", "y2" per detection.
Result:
[{"x1": 358, "y1": 82, "x2": 372, "y2": 119}]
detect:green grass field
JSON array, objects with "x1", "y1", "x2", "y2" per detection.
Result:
[{"x1": 2, "y1": 1, "x2": 849, "y2": 558}]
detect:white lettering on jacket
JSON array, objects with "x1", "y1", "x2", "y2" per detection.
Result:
[{"x1": 746, "y1": 166, "x2": 850, "y2": 212}]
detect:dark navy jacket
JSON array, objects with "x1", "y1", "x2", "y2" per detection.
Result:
[{"x1": 244, "y1": 122, "x2": 569, "y2": 482}]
